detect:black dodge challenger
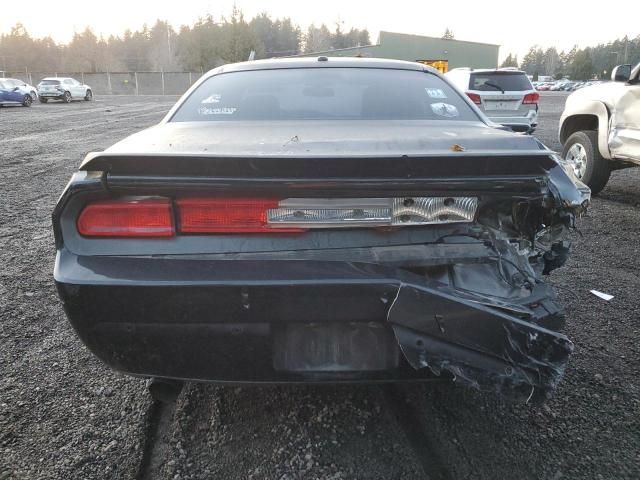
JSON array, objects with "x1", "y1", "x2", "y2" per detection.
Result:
[{"x1": 53, "y1": 57, "x2": 590, "y2": 401}]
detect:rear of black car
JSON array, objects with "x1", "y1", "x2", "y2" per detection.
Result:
[{"x1": 53, "y1": 59, "x2": 589, "y2": 400}]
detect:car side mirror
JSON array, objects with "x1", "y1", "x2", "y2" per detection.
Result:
[
  {"x1": 13, "y1": 87, "x2": 19, "y2": 91},
  {"x1": 611, "y1": 64, "x2": 631, "y2": 82}
]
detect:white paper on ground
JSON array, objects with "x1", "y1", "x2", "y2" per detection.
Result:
[{"x1": 590, "y1": 290, "x2": 614, "y2": 301}]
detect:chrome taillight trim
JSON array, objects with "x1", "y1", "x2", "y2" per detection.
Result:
[{"x1": 267, "y1": 197, "x2": 477, "y2": 228}]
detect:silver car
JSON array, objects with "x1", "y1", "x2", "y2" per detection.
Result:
[
  {"x1": 37, "y1": 77, "x2": 93, "y2": 103},
  {"x1": 445, "y1": 67, "x2": 539, "y2": 133}
]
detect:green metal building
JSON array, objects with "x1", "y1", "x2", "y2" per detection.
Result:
[{"x1": 299, "y1": 31, "x2": 500, "y2": 72}]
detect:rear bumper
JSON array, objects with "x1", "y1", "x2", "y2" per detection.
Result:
[
  {"x1": 486, "y1": 110, "x2": 538, "y2": 132},
  {"x1": 38, "y1": 92, "x2": 64, "y2": 99},
  {"x1": 55, "y1": 249, "x2": 573, "y2": 399}
]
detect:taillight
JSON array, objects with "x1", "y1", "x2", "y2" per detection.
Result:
[
  {"x1": 176, "y1": 198, "x2": 304, "y2": 233},
  {"x1": 522, "y1": 92, "x2": 539, "y2": 104},
  {"x1": 466, "y1": 92, "x2": 481, "y2": 104},
  {"x1": 77, "y1": 196, "x2": 479, "y2": 237},
  {"x1": 176, "y1": 197, "x2": 477, "y2": 232},
  {"x1": 77, "y1": 198, "x2": 174, "y2": 237}
]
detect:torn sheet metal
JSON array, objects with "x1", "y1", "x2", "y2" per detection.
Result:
[
  {"x1": 608, "y1": 87, "x2": 640, "y2": 163},
  {"x1": 387, "y1": 283, "x2": 574, "y2": 401},
  {"x1": 381, "y1": 161, "x2": 587, "y2": 401}
]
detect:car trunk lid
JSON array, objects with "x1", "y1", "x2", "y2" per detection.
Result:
[{"x1": 97, "y1": 120, "x2": 543, "y2": 158}]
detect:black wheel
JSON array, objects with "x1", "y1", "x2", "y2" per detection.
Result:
[
  {"x1": 84, "y1": 89, "x2": 93, "y2": 101},
  {"x1": 22, "y1": 94, "x2": 32, "y2": 107},
  {"x1": 39, "y1": 97, "x2": 48, "y2": 103},
  {"x1": 562, "y1": 130, "x2": 611, "y2": 195},
  {"x1": 62, "y1": 91, "x2": 72, "y2": 103}
]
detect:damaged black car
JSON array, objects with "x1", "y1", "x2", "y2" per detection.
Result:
[{"x1": 53, "y1": 57, "x2": 590, "y2": 401}]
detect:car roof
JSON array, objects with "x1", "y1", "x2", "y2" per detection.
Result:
[{"x1": 208, "y1": 56, "x2": 439, "y2": 77}]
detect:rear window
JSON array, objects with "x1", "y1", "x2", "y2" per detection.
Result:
[
  {"x1": 171, "y1": 68, "x2": 479, "y2": 122},
  {"x1": 40, "y1": 80, "x2": 61, "y2": 85},
  {"x1": 469, "y1": 72, "x2": 532, "y2": 92}
]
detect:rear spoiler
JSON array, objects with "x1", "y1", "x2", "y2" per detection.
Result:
[
  {"x1": 77, "y1": 152, "x2": 589, "y2": 204},
  {"x1": 80, "y1": 151, "x2": 558, "y2": 177}
]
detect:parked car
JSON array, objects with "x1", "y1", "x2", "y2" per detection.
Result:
[
  {"x1": 37, "y1": 77, "x2": 92, "y2": 103},
  {"x1": 445, "y1": 67, "x2": 538, "y2": 132},
  {"x1": 0, "y1": 79, "x2": 33, "y2": 107},
  {"x1": 1, "y1": 78, "x2": 38, "y2": 100},
  {"x1": 559, "y1": 63, "x2": 640, "y2": 194},
  {"x1": 53, "y1": 57, "x2": 589, "y2": 402}
]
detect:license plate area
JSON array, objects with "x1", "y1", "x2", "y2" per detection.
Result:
[
  {"x1": 484, "y1": 100, "x2": 520, "y2": 111},
  {"x1": 273, "y1": 322, "x2": 400, "y2": 372}
]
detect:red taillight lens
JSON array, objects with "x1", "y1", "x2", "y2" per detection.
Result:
[
  {"x1": 176, "y1": 198, "x2": 304, "y2": 233},
  {"x1": 77, "y1": 199, "x2": 174, "y2": 237},
  {"x1": 466, "y1": 92, "x2": 481, "y2": 104},
  {"x1": 522, "y1": 92, "x2": 539, "y2": 104}
]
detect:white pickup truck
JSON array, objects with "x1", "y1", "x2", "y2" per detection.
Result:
[{"x1": 559, "y1": 63, "x2": 640, "y2": 194}]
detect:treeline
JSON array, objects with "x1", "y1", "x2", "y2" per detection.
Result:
[
  {"x1": 501, "y1": 36, "x2": 640, "y2": 80},
  {"x1": 0, "y1": 8, "x2": 370, "y2": 73}
]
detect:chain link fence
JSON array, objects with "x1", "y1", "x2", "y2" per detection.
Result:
[{"x1": 1, "y1": 71, "x2": 201, "y2": 95}]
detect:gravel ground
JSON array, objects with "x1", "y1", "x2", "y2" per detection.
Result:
[{"x1": 0, "y1": 92, "x2": 638, "y2": 479}]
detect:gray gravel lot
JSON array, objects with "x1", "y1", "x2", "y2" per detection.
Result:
[{"x1": 0, "y1": 92, "x2": 638, "y2": 479}]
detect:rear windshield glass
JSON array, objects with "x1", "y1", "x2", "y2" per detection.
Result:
[
  {"x1": 171, "y1": 68, "x2": 479, "y2": 122},
  {"x1": 469, "y1": 72, "x2": 532, "y2": 92},
  {"x1": 40, "y1": 80, "x2": 61, "y2": 85},
  {"x1": 0, "y1": 80, "x2": 9, "y2": 89}
]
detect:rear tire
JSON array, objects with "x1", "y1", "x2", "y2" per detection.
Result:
[
  {"x1": 22, "y1": 94, "x2": 32, "y2": 107},
  {"x1": 562, "y1": 130, "x2": 611, "y2": 195},
  {"x1": 62, "y1": 91, "x2": 71, "y2": 103}
]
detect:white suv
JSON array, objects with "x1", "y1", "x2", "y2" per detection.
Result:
[
  {"x1": 445, "y1": 67, "x2": 539, "y2": 133},
  {"x1": 37, "y1": 77, "x2": 92, "y2": 103}
]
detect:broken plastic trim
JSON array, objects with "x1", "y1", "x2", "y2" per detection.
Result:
[
  {"x1": 387, "y1": 283, "x2": 573, "y2": 402},
  {"x1": 380, "y1": 161, "x2": 587, "y2": 402}
]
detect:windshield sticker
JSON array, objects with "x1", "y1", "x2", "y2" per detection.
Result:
[
  {"x1": 425, "y1": 88, "x2": 447, "y2": 99},
  {"x1": 202, "y1": 94, "x2": 222, "y2": 104},
  {"x1": 198, "y1": 106, "x2": 237, "y2": 115},
  {"x1": 430, "y1": 102, "x2": 459, "y2": 118}
]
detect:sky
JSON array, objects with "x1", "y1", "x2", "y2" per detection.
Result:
[{"x1": 1, "y1": 0, "x2": 637, "y2": 62}]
